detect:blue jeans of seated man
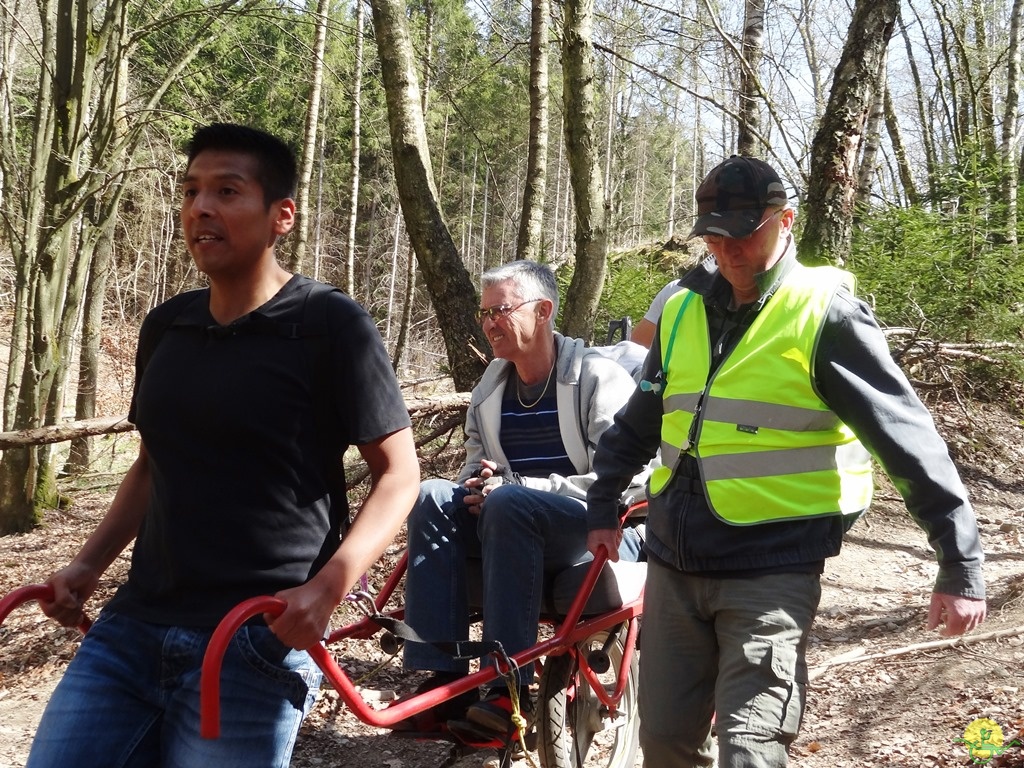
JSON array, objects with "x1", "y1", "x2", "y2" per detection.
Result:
[
  {"x1": 26, "y1": 610, "x2": 322, "y2": 768},
  {"x1": 403, "y1": 478, "x2": 642, "y2": 686}
]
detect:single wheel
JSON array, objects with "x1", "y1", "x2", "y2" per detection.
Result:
[{"x1": 536, "y1": 626, "x2": 640, "y2": 768}]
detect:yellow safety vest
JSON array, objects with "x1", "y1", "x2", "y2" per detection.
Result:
[{"x1": 648, "y1": 265, "x2": 873, "y2": 525}]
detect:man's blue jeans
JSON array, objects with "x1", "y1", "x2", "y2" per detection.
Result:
[
  {"x1": 403, "y1": 478, "x2": 642, "y2": 685},
  {"x1": 26, "y1": 610, "x2": 322, "y2": 768}
]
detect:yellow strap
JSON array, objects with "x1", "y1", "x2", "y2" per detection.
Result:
[{"x1": 503, "y1": 675, "x2": 540, "y2": 768}]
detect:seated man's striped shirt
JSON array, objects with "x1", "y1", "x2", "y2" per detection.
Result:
[{"x1": 500, "y1": 375, "x2": 575, "y2": 478}]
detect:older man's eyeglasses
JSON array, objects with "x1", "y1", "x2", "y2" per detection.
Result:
[
  {"x1": 475, "y1": 299, "x2": 542, "y2": 324},
  {"x1": 702, "y1": 209, "x2": 783, "y2": 246}
]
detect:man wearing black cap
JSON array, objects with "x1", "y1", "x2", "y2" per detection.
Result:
[{"x1": 585, "y1": 156, "x2": 987, "y2": 766}]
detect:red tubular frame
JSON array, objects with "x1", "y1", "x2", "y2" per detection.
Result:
[
  {"x1": 199, "y1": 546, "x2": 644, "y2": 739},
  {"x1": 0, "y1": 584, "x2": 92, "y2": 634}
]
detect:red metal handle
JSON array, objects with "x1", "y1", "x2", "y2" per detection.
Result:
[
  {"x1": 0, "y1": 584, "x2": 92, "y2": 633},
  {"x1": 200, "y1": 595, "x2": 289, "y2": 739}
]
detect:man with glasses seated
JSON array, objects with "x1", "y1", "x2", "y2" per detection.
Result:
[{"x1": 397, "y1": 259, "x2": 647, "y2": 742}]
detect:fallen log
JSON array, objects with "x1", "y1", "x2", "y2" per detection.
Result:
[
  {"x1": 0, "y1": 393, "x2": 472, "y2": 450},
  {"x1": 0, "y1": 416, "x2": 137, "y2": 449}
]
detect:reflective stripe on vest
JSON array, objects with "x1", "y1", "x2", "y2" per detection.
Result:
[{"x1": 648, "y1": 265, "x2": 873, "y2": 525}]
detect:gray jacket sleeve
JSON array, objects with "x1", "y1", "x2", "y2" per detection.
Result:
[
  {"x1": 816, "y1": 289, "x2": 985, "y2": 599},
  {"x1": 587, "y1": 332, "x2": 666, "y2": 531}
]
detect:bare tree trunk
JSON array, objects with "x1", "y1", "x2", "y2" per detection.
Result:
[
  {"x1": 551, "y1": 117, "x2": 564, "y2": 255},
  {"x1": 0, "y1": 0, "x2": 20, "y2": 210},
  {"x1": 900, "y1": 10, "x2": 938, "y2": 201},
  {"x1": 931, "y1": 0, "x2": 970, "y2": 154},
  {"x1": 392, "y1": 0, "x2": 431, "y2": 372},
  {"x1": 603, "y1": 34, "x2": 617, "y2": 214},
  {"x1": 392, "y1": 242, "x2": 416, "y2": 371},
  {"x1": 1002, "y1": 0, "x2": 1023, "y2": 248},
  {"x1": 560, "y1": 0, "x2": 607, "y2": 341},
  {"x1": 368, "y1": 0, "x2": 487, "y2": 391},
  {"x1": 516, "y1": 0, "x2": 549, "y2": 261},
  {"x1": 667, "y1": 85, "x2": 680, "y2": 240},
  {"x1": 288, "y1": 0, "x2": 330, "y2": 274},
  {"x1": 3, "y1": 1, "x2": 53, "y2": 434},
  {"x1": 421, "y1": 0, "x2": 432, "y2": 113},
  {"x1": 311, "y1": 113, "x2": 327, "y2": 281},
  {"x1": 561, "y1": 165, "x2": 573, "y2": 259},
  {"x1": 798, "y1": 0, "x2": 898, "y2": 267},
  {"x1": 480, "y1": 169, "x2": 489, "y2": 270},
  {"x1": 883, "y1": 85, "x2": 919, "y2": 207},
  {"x1": 68, "y1": 24, "x2": 130, "y2": 474},
  {"x1": 853, "y1": 55, "x2": 887, "y2": 224},
  {"x1": 467, "y1": 149, "x2": 478, "y2": 269},
  {"x1": 345, "y1": 0, "x2": 365, "y2": 296},
  {"x1": 0, "y1": 0, "x2": 93, "y2": 531},
  {"x1": 737, "y1": 0, "x2": 765, "y2": 156},
  {"x1": 385, "y1": 208, "x2": 402, "y2": 342},
  {"x1": 971, "y1": 0, "x2": 997, "y2": 163},
  {"x1": 67, "y1": 205, "x2": 116, "y2": 474},
  {"x1": 792, "y1": 0, "x2": 825, "y2": 118}
]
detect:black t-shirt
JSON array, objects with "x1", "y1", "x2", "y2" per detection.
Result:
[{"x1": 107, "y1": 275, "x2": 411, "y2": 626}]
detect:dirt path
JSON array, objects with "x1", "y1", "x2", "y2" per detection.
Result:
[{"x1": 2, "y1": 400, "x2": 1023, "y2": 767}]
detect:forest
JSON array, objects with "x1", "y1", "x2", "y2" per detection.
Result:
[{"x1": 1, "y1": 0, "x2": 1024, "y2": 535}]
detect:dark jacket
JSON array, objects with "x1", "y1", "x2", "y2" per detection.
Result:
[{"x1": 587, "y1": 240, "x2": 985, "y2": 599}]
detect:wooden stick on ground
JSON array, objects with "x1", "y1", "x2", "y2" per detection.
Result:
[{"x1": 809, "y1": 624, "x2": 1024, "y2": 680}]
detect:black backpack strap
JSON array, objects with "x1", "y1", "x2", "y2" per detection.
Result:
[
  {"x1": 136, "y1": 290, "x2": 207, "y2": 371},
  {"x1": 299, "y1": 282, "x2": 351, "y2": 536}
]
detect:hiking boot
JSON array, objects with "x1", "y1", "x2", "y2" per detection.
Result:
[
  {"x1": 391, "y1": 672, "x2": 478, "y2": 734},
  {"x1": 464, "y1": 689, "x2": 533, "y2": 735}
]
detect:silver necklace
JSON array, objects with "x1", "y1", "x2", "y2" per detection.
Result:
[{"x1": 517, "y1": 364, "x2": 555, "y2": 409}]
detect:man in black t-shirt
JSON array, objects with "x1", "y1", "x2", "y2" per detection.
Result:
[{"x1": 27, "y1": 123, "x2": 420, "y2": 768}]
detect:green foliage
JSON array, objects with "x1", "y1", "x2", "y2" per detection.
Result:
[
  {"x1": 849, "y1": 145, "x2": 1024, "y2": 344},
  {"x1": 130, "y1": 1, "x2": 320, "y2": 149},
  {"x1": 552, "y1": 246, "x2": 679, "y2": 342}
]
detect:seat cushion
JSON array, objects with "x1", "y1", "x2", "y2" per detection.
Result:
[
  {"x1": 465, "y1": 557, "x2": 646, "y2": 617},
  {"x1": 546, "y1": 559, "x2": 647, "y2": 616}
]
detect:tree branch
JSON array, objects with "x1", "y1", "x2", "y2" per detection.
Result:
[
  {"x1": 809, "y1": 624, "x2": 1024, "y2": 681},
  {"x1": 0, "y1": 394, "x2": 472, "y2": 450}
]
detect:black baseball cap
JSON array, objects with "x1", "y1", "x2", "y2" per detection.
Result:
[{"x1": 688, "y1": 156, "x2": 789, "y2": 239}]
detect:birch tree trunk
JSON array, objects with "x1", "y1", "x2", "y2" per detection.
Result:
[
  {"x1": 516, "y1": 0, "x2": 549, "y2": 261},
  {"x1": 737, "y1": 0, "x2": 765, "y2": 156},
  {"x1": 1002, "y1": 0, "x2": 1023, "y2": 248},
  {"x1": 560, "y1": 0, "x2": 607, "y2": 341},
  {"x1": 287, "y1": 0, "x2": 330, "y2": 274},
  {"x1": 667, "y1": 85, "x2": 680, "y2": 240},
  {"x1": 883, "y1": 85, "x2": 919, "y2": 207},
  {"x1": 369, "y1": 0, "x2": 487, "y2": 391},
  {"x1": 798, "y1": 0, "x2": 898, "y2": 266},
  {"x1": 345, "y1": 0, "x2": 365, "y2": 296},
  {"x1": 853, "y1": 55, "x2": 887, "y2": 224},
  {"x1": 899, "y1": 13, "x2": 938, "y2": 201}
]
